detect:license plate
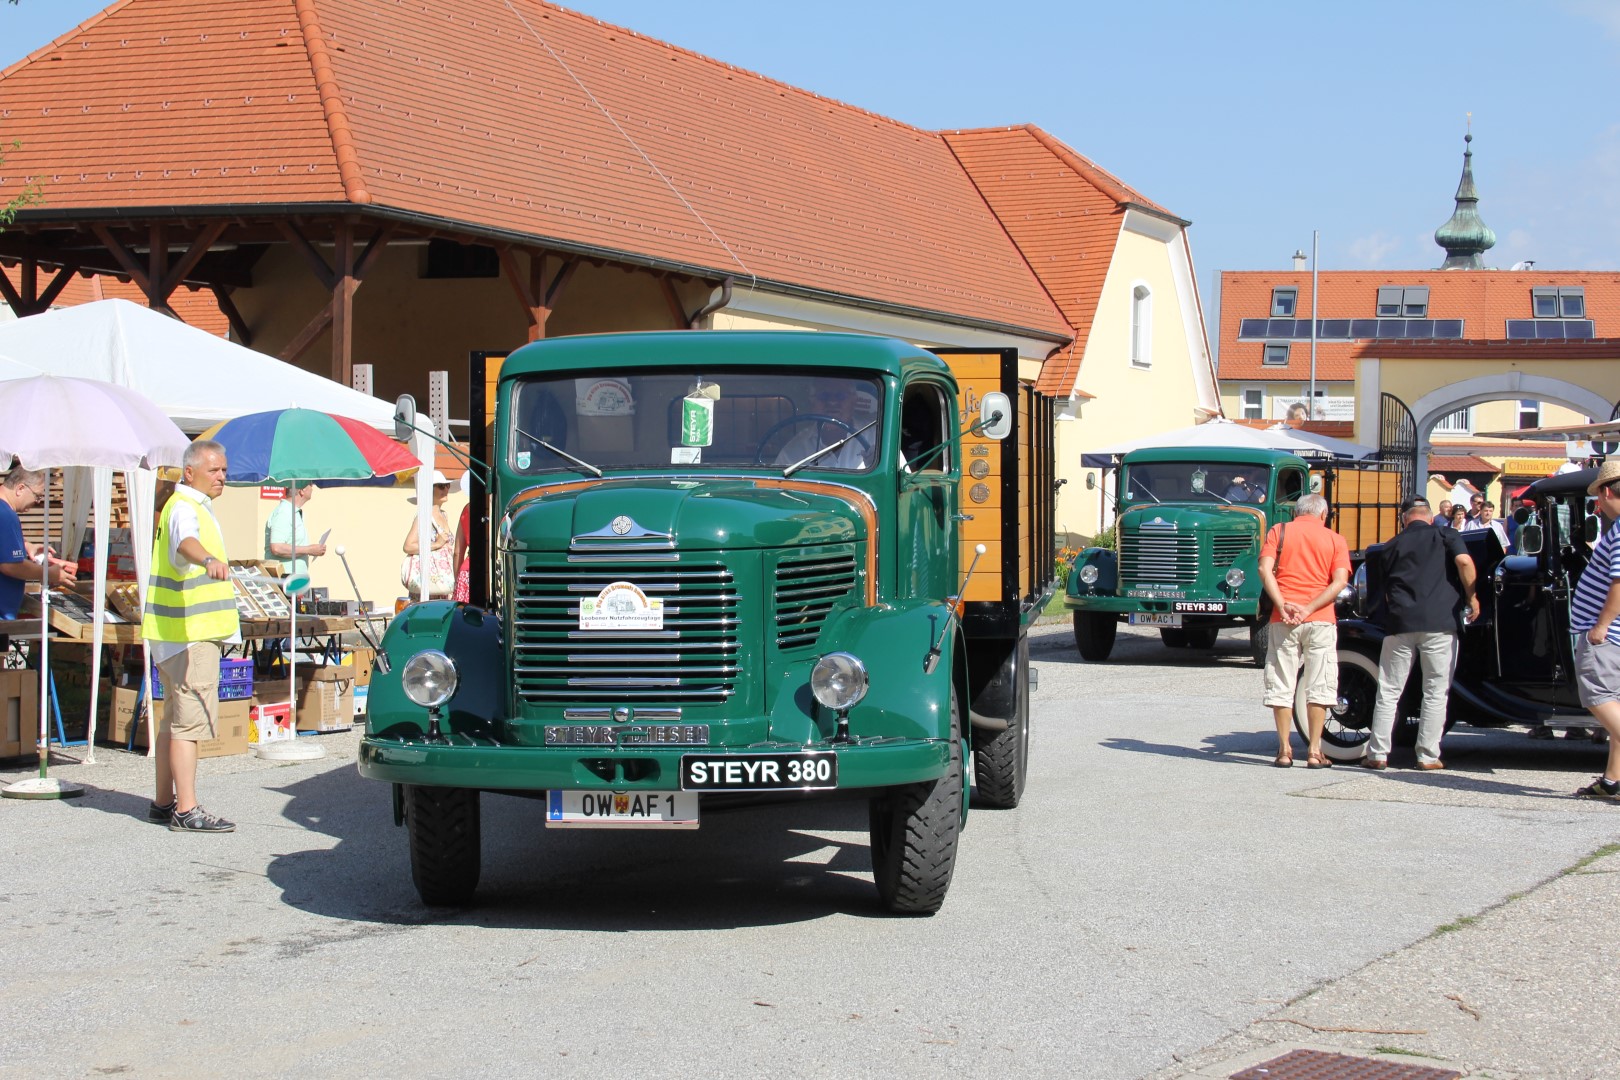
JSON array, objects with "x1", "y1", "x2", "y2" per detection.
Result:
[
  {"x1": 545, "y1": 790, "x2": 699, "y2": 829},
  {"x1": 1172, "y1": 601, "x2": 1227, "y2": 614},
  {"x1": 680, "y1": 753, "x2": 838, "y2": 791},
  {"x1": 1129, "y1": 613, "x2": 1181, "y2": 626}
]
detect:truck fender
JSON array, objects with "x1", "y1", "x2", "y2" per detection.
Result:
[
  {"x1": 368, "y1": 601, "x2": 506, "y2": 740},
  {"x1": 1066, "y1": 546, "x2": 1117, "y2": 597},
  {"x1": 803, "y1": 601, "x2": 960, "y2": 743}
]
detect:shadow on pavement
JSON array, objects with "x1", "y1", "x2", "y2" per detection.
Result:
[{"x1": 265, "y1": 764, "x2": 899, "y2": 930}]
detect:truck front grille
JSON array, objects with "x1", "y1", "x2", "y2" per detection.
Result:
[
  {"x1": 773, "y1": 549, "x2": 857, "y2": 649},
  {"x1": 1118, "y1": 530, "x2": 1197, "y2": 585},
  {"x1": 511, "y1": 558, "x2": 739, "y2": 703},
  {"x1": 1211, "y1": 535, "x2": 1254, "y2": 567}
]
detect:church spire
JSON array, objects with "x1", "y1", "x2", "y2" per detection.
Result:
[{"x1": 1434, "y1": 124, "x2": 1496, "y2": 270}]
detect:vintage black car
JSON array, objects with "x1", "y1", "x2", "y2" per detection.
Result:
[{"x1": 1305, "y1": 466, "x2": 1607, "y2": 762}]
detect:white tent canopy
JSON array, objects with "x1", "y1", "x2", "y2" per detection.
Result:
[
  {"x1": 1084, "y1": 417, "x2": 1375, "y2": 463},
  {"x1": 0, "y1": 298, "x2": 396, "y2": 432}
]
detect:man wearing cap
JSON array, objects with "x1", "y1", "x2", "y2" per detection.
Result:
[
  {"x1": 143, "y1": 440, "x2": 241, "y2": 833},
  {"x1": 1224, "y1": 475, "x2": 1255, "y2": 503},
  {"x1": 1362, "y1": 496, "x2": 1479, "y2": 771},
  {"x1": 1570, "y1": 460, "x2": 1620, "y2": 800},
  {"x1": 776, "y1": 381, "x2": 879, "y2": 470}
]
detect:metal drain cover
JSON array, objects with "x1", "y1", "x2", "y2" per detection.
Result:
[{"x1": 1230, "y1": 1048, "x2": 1461, "y2": 1080}]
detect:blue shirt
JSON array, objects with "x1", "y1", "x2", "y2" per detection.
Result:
[
  {"x1": 1571, "y1": 518, "x2": 1620, "y2": 634},
  {"x1": 0, "y1": 500, "x2": 29, "y2": 620}
]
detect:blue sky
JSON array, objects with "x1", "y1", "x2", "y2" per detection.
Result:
[{"x1": 5, "y1": 0, "x2": 1618, "y2": 311}]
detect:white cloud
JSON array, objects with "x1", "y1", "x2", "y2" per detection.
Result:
[
  {"x1": 1347, "y1": 231, "x2": 1403, "y2": 267},
  {"x1": 1559, "y1": 0, "x2": 1620, "y2": 41}
]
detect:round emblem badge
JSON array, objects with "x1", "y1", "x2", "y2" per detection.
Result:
[{"x1": 610, "y1": 515, "x2": 633, "y2": 535}]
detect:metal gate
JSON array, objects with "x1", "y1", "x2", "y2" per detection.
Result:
[{"x1": 1379, "y1": 392, "x2": 1417, "y2": 499}]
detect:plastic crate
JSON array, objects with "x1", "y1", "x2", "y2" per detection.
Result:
[{"x1": 151, "y1": 657, "x2": 254, "y2": 701}]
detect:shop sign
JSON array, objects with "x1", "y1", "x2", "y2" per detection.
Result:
[{"x1": 260, "y1": 486, "x2": 288, "y2": 500}]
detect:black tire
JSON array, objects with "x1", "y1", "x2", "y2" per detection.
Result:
[
  {"x1": 870, "y1": 687, "x2": 964, "y2": 915},
  {"x1": 1249, "y1": 624, "x2": 1269, "y2": 668},
  {"x1": 1160, "y1": 628, "x2": 1189, "y2": 648},
  {"x1": 1074, "y1": 612, "x2": 1117, "y2": 661},
  {"x1": 405, "y1": 785, "x2": 481, "y2": 906},
  {"x1": 1184, "y1": 625, "x2": 1219, "y2": 650},
  {"x1": 972, "y1": 638, "x2": 1029, "y2": 809}
]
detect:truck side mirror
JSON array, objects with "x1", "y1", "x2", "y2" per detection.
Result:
[
  {"x1": 1085, "y1": 472, "x2": 1096, "y2": 491},
  {"x1": 1586, "y1": 515, "x2": 1602, "y2": 545},
  {"x1": 394, "y1": 394, "x2": 418, "y2": 441},
  {"x1": 1519, "y1": 524, "x2": 1543, "y2": 555},
  {"x1": 1512, "y1": 505, "x2": 1532, "y2": 524},
  {"x1": 978, "y1": 392, "x2": 1012, "y2": 440}
]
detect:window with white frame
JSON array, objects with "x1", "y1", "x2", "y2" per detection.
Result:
[
  {"x1": 1518, "y1": 400, "x2": 1541, "y2": 430},
  {"x1": 1271, "y1": 287, "x2": 1297, "y2": 317},
  {"x1": 1130, "y1": 285, "x2": 1152, "y2": 367},
  {"x1": 1242, "y1": 388, "x2": 1264, "y2": 420},
  {"x1": 1376, "y1": 285, "x2": 1429, "y2": 317},
  {"x1": 1432, "y1": 406, "x2": 1473, "y2": 435},
  {"x1": 1262, "y1": 343, "x2": 1289, "y2": 366},
  {"x1": 1532, "y1": 286, "x2": 1585, "y2": 318}
]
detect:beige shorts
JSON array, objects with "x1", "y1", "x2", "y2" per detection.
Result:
[
  {"x1": 1262, "y1": 621, "x2": 1339, "y2": 708},
  {"x1": 158, "y1": 642, "x2": 221, "y2": 742}
]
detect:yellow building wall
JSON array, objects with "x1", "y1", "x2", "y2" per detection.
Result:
[{"x1": 1060, "y1": 228, "x2": 1206, "y2": 543}]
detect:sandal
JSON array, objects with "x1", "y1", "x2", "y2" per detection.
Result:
[
  {"x1": 1272, "y1": 754, "x2": 1293, "y2": 768},
  {"x1": 1306, "y1": 753, "x2": 1334, "y2": 769}
]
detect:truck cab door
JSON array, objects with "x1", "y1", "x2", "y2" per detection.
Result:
[{"x1": 897, "y1": 381, "x2": 957, "y2": 602}]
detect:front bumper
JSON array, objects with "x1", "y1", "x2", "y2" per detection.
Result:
[
  {"x1": 357, "y1": 734, "x2": 950, "y2": 792},
  {"x1": 1063, "y1": 594, "x2": 1260, "y2": 618}
]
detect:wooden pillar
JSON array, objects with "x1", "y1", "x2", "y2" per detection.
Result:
[{"x1": 331, "y1": 220, "x2": 356, "y2": 386}]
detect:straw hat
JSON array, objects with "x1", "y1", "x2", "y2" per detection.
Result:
[{"x1": 1587, "y1": 459, "x2": 1620, "y2": 496}]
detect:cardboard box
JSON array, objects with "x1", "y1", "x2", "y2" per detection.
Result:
[
  {"x1": 99, "y1": 686, "x2": 250, "y2": 757},
  {"x1": 251, "y1": 702, "x2": 294, "y2": 744},
  {"x1": 254, "y1": 665, "x2": 355, "y2": 732},
  {"x1": 0, "y1": 670, "x2": 42, "y2": 760},
  {"x1": 345, "y1": 647, "x2": 375, "y2": 686}
]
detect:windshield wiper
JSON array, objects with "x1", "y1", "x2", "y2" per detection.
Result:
[
  {"x1": 515, "y1": 425, "x2": 602, "y2": 478},
  {"x1": 1130, "y1": 485, "x2": 1162, "y2": 505},
  {"x1": 1206, "y1": 490, "x2": 1233, "y2": 504},
  {"x1": 782, "y1": 420, "x2": 878, "y2": 478}
]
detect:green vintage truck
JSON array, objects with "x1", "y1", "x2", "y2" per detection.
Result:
[
  {"x1": 359, "y1": 332, "x2": 1055, "y2": 915},
  {"x1": 1065, "y1": 446, "x2": 1400, "y2": 664}
]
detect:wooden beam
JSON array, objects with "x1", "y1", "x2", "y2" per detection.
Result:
[
  {"x1": 158, "y1": 221, "x2": 228, "y2": 298},
  {"x1": 545, "y1": 257, "x2": 577, "y2": 309},
  {"x1": 35, "y1": 266, "x2": 77, "y2": 311},
  {"x1": 330, "y1": 220, "x2": 355, "y2": 385},
  {"x1": 211, "y1": 285, "x2": 251, "y2": 346},
  {"x1": 279, "y1": 297, "x2": 335, "y2": 365},
  {"x1": 659, "y1": 277, "x2": 689, "y2": 328},
  {"x1": 0, "y1": 268, "x2": 24, "y2": 317},
  {"x1": 146, "y1": 222, "x2": 172, "y2": 311},
  {"x1": 91, "y1": 225, "x2": 152, "y2": 293},
  {"x1": 499, "y1": 245, "x2": 544, "y2": 340},
  {"x1": 353, "y1": 224, "x2": 395, "y2": 280},
  {"x1": 276, "y1": 221, "x2": 336, "y2": 290}
]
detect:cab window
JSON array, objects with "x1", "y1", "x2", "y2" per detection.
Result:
[{"x1": 900, "y1": 383, "x2": 950, "y2": 473}]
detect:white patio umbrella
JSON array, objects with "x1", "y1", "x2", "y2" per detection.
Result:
[
  {"x1": 1086, "y1": 417, "x2": 1374, "y2": 460},
  {"x1": 0, "y1": 374, "x2": 187, "y2": 800}
]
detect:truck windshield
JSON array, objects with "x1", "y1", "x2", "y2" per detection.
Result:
[
  {"x1": 1124, "y1": 462, "x2": 1271, "y2": 505},
  {"x1": 508, "y1": 370, "x2": 886, "y2": 475}
]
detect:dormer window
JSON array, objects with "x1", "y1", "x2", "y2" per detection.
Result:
[
  {"x1": 1532, "y1": 286, "x2": 1584, "y2": 318},
  {"x1": 1271, "y1": 287, "x2": 1297, "y2": 317},
  {"x1": 1262, "y1": 343, "x2": 1289, "y2": 366},
  {"x1": 1376, "y1": 286, "x2": 1429, "y2": 318}
]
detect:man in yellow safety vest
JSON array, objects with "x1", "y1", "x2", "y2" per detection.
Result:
[{"x1": 142, "y1": 440, "x2": 241, "y2": 833}]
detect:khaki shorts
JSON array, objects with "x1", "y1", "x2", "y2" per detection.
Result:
[
  {"x1": 158, "y1": 642, "x2": 221, "y2": 742},
  {"x1": 1262, "y1": 621, "x2": 1339, "y2": 708}
]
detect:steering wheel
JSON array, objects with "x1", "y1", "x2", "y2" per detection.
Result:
[{"x1": 754, "y1": 414, "x2": 855, "y2": 466}]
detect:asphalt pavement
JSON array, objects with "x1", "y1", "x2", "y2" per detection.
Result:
[{"x1": 2, "y1": 622, "x2": 1618, "y2": 1079}]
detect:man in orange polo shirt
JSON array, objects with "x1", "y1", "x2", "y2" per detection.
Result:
[{"x1": 1258, "y1": 492, "x2": 1351, "y2": 769}]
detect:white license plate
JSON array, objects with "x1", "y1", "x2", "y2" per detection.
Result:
[
  {"x1": 1129, "y1": 613, "x2": 1182, "y2": 626},
  {"x1": 545, "y1": 790, "x2": 699, "y2": 829}
]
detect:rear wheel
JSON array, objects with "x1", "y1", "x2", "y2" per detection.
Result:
[
  {"x1": 1249, "y1": 624, "x2": 1269, "y2": 668},
  {"x1": 1292, "y1": 642, "x2": 1448, "y2": 762},
  {"x1": 972, "y1": 638, "x2": 1029, "y2": 809},
  {"x1": 870, "y1": 687, "x2": 963, "y2": 915},
  {"x1": 1160, "y1": 628, "x2": 1189, "y2": 648},
  {"x1": 1074, "y1": 612, "x2": 1117, "y2": 661},
  {"x1": 405, "y1": 785, "x2": 481, "y2": 906}
]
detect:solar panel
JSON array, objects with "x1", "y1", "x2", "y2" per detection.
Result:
[
  {"x1": 1267, "y1": 318, "x2": 1295, "y2": 338},
  {"x1": 1319, "y1": 319, "x2": 1351, "y2": 339},
  {"x1": 1505, "y1": 320, "x2": 1537, "y2": 339},
  {"x1": 1536, "y1": 320, "x2": 1565, "y2": 339},
  {"x1": 1435, "y1": 320, "x2": 1464, "y2": 338},
  {"x1": 1565, "y1": 320, "x2": 1595, "y2": 339},
  {"x1": 1238, "y1": 318, "x2": 1268, "y2": 339},
  {"x1": 1350, "y1": 319, "x2": 1379, "y2": 339},
  {"x1": 1377, "y1": 319, "x2": 1406, "y2": 338},
  {"x1": 1405, "y1": 319, "x2": 1434, "y2": 339}
]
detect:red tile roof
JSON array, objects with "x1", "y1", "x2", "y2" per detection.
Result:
[
  {"x1": 1218, "y1": 269, "x2": 1620, "y2": 381},
  {"x1": 1428, "y1": 454, "x2": 1499, "y2": 475},
  {"x1": 0, "y1": 0, "x2": 1089, "y2": 343},
  {"x1": 942, "y1": 125, "x2": 1181, "y2": 396}
]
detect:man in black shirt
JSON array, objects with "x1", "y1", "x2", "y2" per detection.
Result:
[{"x1": 1363, "y1": 497, "x2": 1480, "y2": 770}]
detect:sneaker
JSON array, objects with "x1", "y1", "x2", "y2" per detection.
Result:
[
  {"x1": 169, "y1": 806, "x2": 236, "y2": 833},
  {"x1": 1574, "y1": 779, "x2": 1620, "y2": 802},
  {"x1": 147, "y1": 800, "x2": 176, "y2": 823}
]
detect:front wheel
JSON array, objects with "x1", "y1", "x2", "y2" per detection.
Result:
[
  {"x1": 1293, "y1": 645, "x2": 1382, "y2": 762},
  {"x1": 1074, "y1": 612, "x2": 1117, "y2": 661},
  {"x1": 870, "y1": 687, "x2": 963, "y2": 915},
  {"x1": 972, "y1": 638, "x2": 1029, "y2": 809},
  {"x1": 1249, "y1": 624, "x2": 1269, "y2": 668},
  {"x1": 1160, "y1": 628, "x2": 1189, "y2": 648},
  {"x1": 1183, "y1": 625, "x2": 1219, "y2": 650},
  {"x1": 406, "y1": 784, "x2": 482, "y2": 906}
]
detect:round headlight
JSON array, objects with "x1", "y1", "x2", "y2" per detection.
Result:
[
  {"x1": 1350, "y1": 563, "x2": 1368, "y2": 614},
  {"x1": 1225, "y1": 567, "x2": 1245, "y2": 588},
  {"x1": 1078, "y1": 564, "x2": 1100, "y2": 585},
  {"x1": 401, "y1": 650, "x2": 459, "y2": 708},
  {"x1": 810, "y1": 652, "x2": 868, "y2": 712}
]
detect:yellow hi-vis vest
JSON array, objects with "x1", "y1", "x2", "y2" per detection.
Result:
[{"x1": 143, "y1": 490, "x2": 240, "y2": 642}]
